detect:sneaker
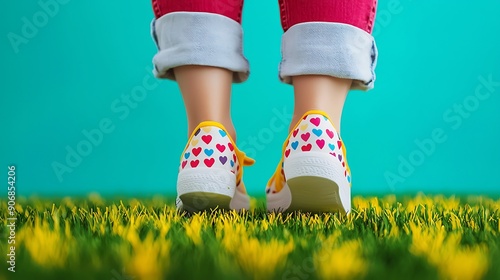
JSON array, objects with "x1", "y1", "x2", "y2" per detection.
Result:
[
  {"x1": 266, "y1": 110, "x2": 351, "y2": 214},
  {"x1": 176, "y1": 121, "x2": 255, "y2": 212}
]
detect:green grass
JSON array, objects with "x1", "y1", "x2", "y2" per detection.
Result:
[{"x1": 1, "y1": 194, "x2": 499, "y2": 280}]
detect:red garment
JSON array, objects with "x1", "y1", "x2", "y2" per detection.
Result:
[{"x1": 152, "y1": 0, "x2": 377, "y2": 33}]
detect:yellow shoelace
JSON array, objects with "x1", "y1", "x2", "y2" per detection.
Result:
[
  {"x1": 234, "y1": 147, "x2": 255, "y2": 187},
  {"x1": 267, "y1": 159, "x2": 285, "y2": 192}
]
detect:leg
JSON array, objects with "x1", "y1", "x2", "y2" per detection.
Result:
[
  {"x1": 292, "y1": 75, "x2": 351, "y2": 131},
  {"x1": 279, "y1": 0, "x2": 378, "y2": 131},
  {"x1": 175, "y1": 65, "x2": 235, "y2": 140},
  {"x1": 151, "y1": 0, "x2": 254, "y2": 212},
  {"x1": 267, "y1": 0, "x2": 378, "y2": 213},
  {"x1": 151, "y1": 0, "x2": 247, "y2": 140}
]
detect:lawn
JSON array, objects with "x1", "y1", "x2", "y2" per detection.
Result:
[{"x1": 1, "y1": 194, "x2": 499, "y2": 280}]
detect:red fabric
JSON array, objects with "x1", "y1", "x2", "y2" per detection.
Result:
[
  {"x1": 279, "y1": 0, "x2": 377, "y2": 33},
  {"x1": 152, "y1": 0, "x2": 377, "y2": 33},
  {"x1": 152, "y1": 0, "x2": 245, "y2": 23}
]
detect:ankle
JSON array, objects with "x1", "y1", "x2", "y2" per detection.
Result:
[{"x1": 291, "y1": 75, "x2": 349, "y2": 133}]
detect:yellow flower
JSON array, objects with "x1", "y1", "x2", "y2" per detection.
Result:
[
  {"x1": 409, "y1": 222, "x2": 489, "y2": 280},
  {"x1": 184, "y1": 214, "x2": 205, "y2": 245},
  {"x1": 125, "y1": 231, "x2": 171, "y2": 280},
  {"x1": 369, "y1": 197, "x2": 382, "y2": 216},
  {"x1": 353, "y1": 196, "x2": 370, "y2": 211},
  {"x1": 231, "y1": 237, "x2": 294, "y2": 280},
  {"x1": 261, "y1": 219, "x2": 270, "y2": 231},
  {"x1": 314, "y1": 234, "x2": 367, "y2": 280},
  {"x1": 18, "y1": 218, "x2": 74, "y2": 268},
  {"x1": 440, "y1": 245, "x2": 489, "y2": 280},
  {"x1": 218, "y1": 219, "x2": 294, "y2": 280}
]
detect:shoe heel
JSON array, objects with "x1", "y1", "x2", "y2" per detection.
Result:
[
  {"x1": 284, "y1": 152, "x2": 350, "y2": 213},
  {"x1": 177, "y1": 168, "x2": 236, "y2": 212}
]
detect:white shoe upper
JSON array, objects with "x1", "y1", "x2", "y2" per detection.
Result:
[
  {"x1": 266, "y1": 111, "x2": 352, "y2": 213},
  {"x1": 176, "y1": 121, "x2": 254, "y2": 211}
]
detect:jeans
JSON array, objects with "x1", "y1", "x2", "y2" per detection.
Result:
[{"x1": 151, "y1": 0, "x2": 378, "y2": 90}]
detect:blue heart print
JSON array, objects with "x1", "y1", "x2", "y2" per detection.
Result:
[
  {"x1": 204, "y1": 149, "x2": 214, "y2": 156},
  {"x1": 312, "y1": 129, "x2": 322, "y2": 137}
]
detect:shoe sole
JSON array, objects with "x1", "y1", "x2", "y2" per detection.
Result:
[
  {"x1": 287, "y1": 176, "x2": 345, "y2": 214},
  {"x1": 179, "y1": 192, "x2": 232, "y2": 212},
  {"x1": 283, "y1": 152, "x2": 350, "y2": 214},
  {"x1": 177, "y1": 168, "x2": 249, "y2": 212}
]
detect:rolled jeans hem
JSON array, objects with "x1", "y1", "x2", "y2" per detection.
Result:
[
  {"x1": 279, "y1": 22, "x2": 378, "y2": 90},
  {"x1": 151, "y1": 12, "x2": 249, "y2": 83}
]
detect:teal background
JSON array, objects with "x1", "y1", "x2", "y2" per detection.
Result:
[{"x1": 1, "y1": 0, "x2": 499, "y2": 197}]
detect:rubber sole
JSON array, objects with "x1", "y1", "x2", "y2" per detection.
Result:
[
  {"x1": 179, "y1": 192, "x2": 232, "y2": 212},
  {"x1": 177, "y1": 168, "x2": 250, "y2": 212},
  {"x1": 286, "y1": 176, "x2": 345, "y2": 214},
  {"x1": 281, "y1": 152, "x2": 350, "y2": 214}
]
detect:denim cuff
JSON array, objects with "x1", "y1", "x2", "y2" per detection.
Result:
[
  {"x1": 151, "y1": 12, "x2": 249, "y2": 83},
  {"x1": 279, "y1": 22, "x2": 378, "y2": 90}
]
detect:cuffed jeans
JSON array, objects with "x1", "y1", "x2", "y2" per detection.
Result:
[{"x1": 151, "y1": 0, "x2": 378, "y2": 90}]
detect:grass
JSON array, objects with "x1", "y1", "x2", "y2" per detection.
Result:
[{"x1": 1, "y1": 194, "x2": 499, "y2": 280}]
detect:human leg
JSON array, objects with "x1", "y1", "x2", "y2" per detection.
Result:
[
  {"x1": 267, "y1": 0, "x2": 378, "y2": 213},
  {"x1": 151, "y1": 0, "x2": 254, "y2": 212}
]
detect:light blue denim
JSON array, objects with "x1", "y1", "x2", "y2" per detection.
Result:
[
  {"x1": 151, "y1": 12, "x2": 249, "y2": 83},
  {"x1": 152, "y1": 12, "x2": 377, "y2": 90}
]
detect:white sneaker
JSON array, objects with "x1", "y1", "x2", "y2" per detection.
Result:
[
  {"x1": 266, "y1": 110, "x2": 351, "y2": 214},
  {"x1": 176, "y1": 121, "x2": 254, "y2": 212}
]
